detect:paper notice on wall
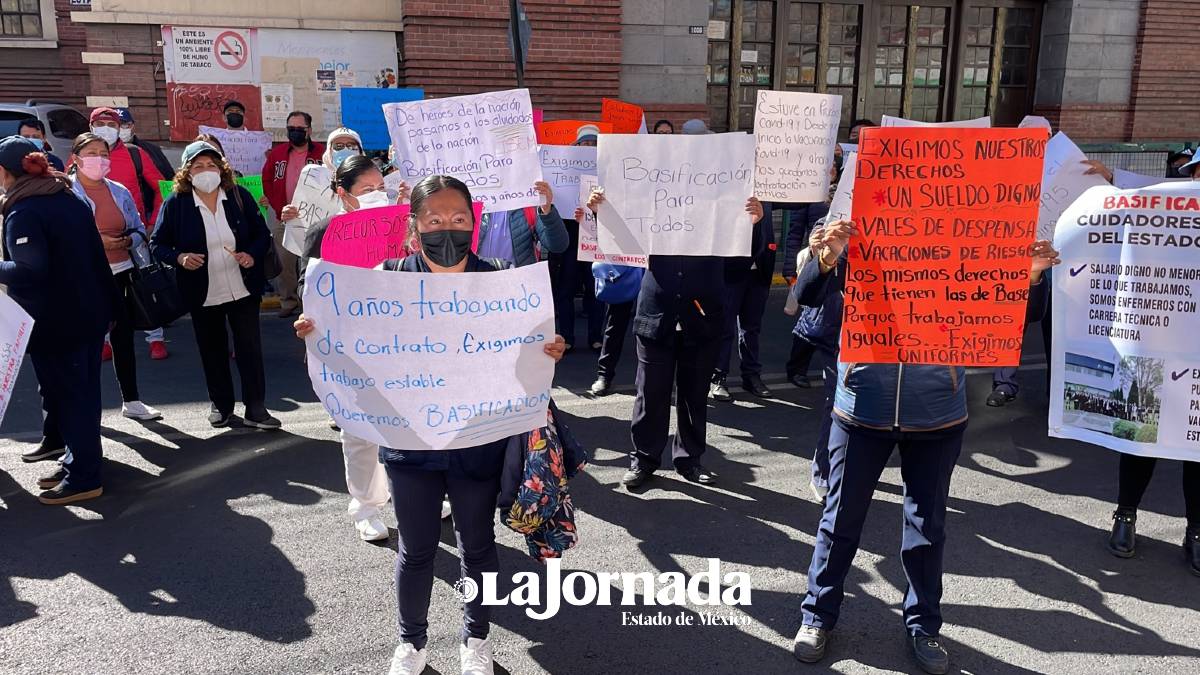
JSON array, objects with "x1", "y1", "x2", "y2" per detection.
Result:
[
  {"x1": 753, "y1": 90, "x2": 842, "y2": 202},
  {"x1": 1037, "y1": 132, "x2": 1110, "y2": 240},
  {"x1": 261, "y1": 56, "x2": 323, "y2": 137},
  {"x1": 301, "y1": 259, "x2": 556, "y2": 450},
  {"x1": 260, "y1": 82, "x2": 295, "y2": 129},
  {"x1": 0, "y1": 292, "x2": 33, "y2": 425},
  {"x1": 197, "y1": 126, "x2": 273, "y2": 176},
  {"x1": 164, "y1": 26, "x2": 258, "y2": 84},
  {"x1": 881, "y1": 115, "x2": 991, "y2": 128}
]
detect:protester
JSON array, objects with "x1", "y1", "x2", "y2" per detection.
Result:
[
  {"x1": 1178, "y1": 152, "x2": 1200, "y2": 179},
  {"x1": 224, "y1": 101, "x2": 248, "y2": 130},
  {"x1": 16, "y1": 119, "x2": 64, "y2": 171},
  {"x1": 291, "y1": 127, "x2": 371, "y2": 264},
  {"x1": 0, "y1": 136, "x2": 118, "y2": 504},
  {"x1": 848, "y1": 118, "x2": 874, "y2": 143},
  {"x1": 116, "y1": 108, "x2": 175, "y2": 180},
  {"x1": 790, "y1": 219, "x2": 1059, "y2": 673},
  {"x1": 1167, "y1": 148, "x2": 1194, "y2": 178},
  {"x1": 711, "y1": 201, "x2": 775, "y2": 401},
  {"x1": 582, "y1": 202, "x2": 638, "y2": 398},
  {"x1": 294, "y1": 175, "x2": 567, "y2": 675},
  {"x1": 474, "y1": 181, "x2": 568, "y2": 269},
  {"x1": 151, "y1": 141, "x2": 280, "y2": 430},
  {"x1": 652, "y1": 119, "x2": 674, "y2": 135},
  {"x1": 550, "y1": 127, "x2": 602, "y2": 353},
  {"x1": 67, "y1": 132, "x2": 163, "y2": 423},
  {"x1": 89, "y1": 107, "x2": 164, "y2": 229},
  {"x1": 781, "y1": 201, "x2": 831, "y2": 387},
  {"x1": 262, "y1": 111, "x2": 324, "y2": 319}
]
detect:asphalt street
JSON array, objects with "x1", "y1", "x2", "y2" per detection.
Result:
[{"x1": 1, "y1": 287, "x2": 1198, "y2": 674}]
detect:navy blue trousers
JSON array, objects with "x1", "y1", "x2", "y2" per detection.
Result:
[
  {"x1": 802, "y1": 418, "x2": 965, "y2": 637},
  {"x1": 715, "y1": 275, "x2": 769, "y2": 378},
  {"x1": 32, "y1": 341, "x2": 105, "y2": 491}
]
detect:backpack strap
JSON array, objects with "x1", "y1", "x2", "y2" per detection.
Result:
[{"x1": 523, "y1": 206, "x2": 540, "y2": 262}]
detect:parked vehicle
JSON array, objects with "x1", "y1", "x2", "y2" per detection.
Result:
[{"x1": 0, "y1": 100, "x2": 89, "y2": 149}]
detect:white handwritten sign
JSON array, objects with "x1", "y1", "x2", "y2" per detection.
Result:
[
  {"x1": 1037, "y1": 132, "x2": 1110, "y2": 240},
  {"x1": 596, "y1": 133, "x2": 756, "y2": 266},
  {"x1": 827, "y1": 152, "x2": 856, "y2": 221},
  {"x1": 198, "y1": 126, "x2": 272, "y2": 177},
  {"x1": 384, "y1": 89, "x2": 543, "y2": 214},
  {"x1": 0, "y1": 292, "x2": 33, "y2": 425},
  {"x1": 302, "y1": 260, "x2": 555, "y2": 450},
  {"x1": 287, "y1": 164, "x2": 341, "y2": 256},
  {"x1": 539, "y1": 145, "x2": 597, "y2": 216},
  {"x1": 881, "y1": 115, "x2": 991, "y2": 128},
  {"x1": 753, "y1": 90, "x2": 842, "y2": 202}
]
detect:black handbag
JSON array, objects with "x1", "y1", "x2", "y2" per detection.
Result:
[
  {"x1": 125, "y1": 232, "x2": 188, "y2": 331},
  {"x1": 230, "y1": 185, "x2": 283, "y2": 279}
]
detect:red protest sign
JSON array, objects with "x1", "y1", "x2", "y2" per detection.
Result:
[
  {"x1": 536, "y1": 120, "x2": 612, "y2": 146},
  {"x1": 839, "y1": 127, "x2": 1046, "y2": 366},
  {"x1": 167, "y1": 83, "x2": 263, "y2": 141},
  {"x1": 601, "y1": 98, "x2": 645, "y2": 134}
]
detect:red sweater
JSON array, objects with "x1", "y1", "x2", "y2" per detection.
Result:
[
  {"x1": 108, "y1": 140, "x2": 165, "y2": 228},
  {"x1": 261, "y1": 141, "x2": 325, "y2": 218}
]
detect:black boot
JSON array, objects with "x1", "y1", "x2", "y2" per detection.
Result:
[
  {"x1": 1184, "y1": 526, "x2": 1200, "y2": 577},
  {"x1": 1108, "y1": 509, "x2": 1137, "y2": 558}
]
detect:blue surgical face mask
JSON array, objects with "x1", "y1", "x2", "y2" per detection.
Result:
[{"x1": 332, "y1": 148, "x2": 357, "y2": 168}]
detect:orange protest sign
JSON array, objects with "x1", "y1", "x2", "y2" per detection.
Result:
[
  {"x1": 601, "y1": 98, "x2": 645, "y2": 134},
  {"x1": 536, "y1": 120, "x2": 612, "y2": 146},
  {"x1": 839, "y1": 127, "x2": 1047, "y2": 366}
]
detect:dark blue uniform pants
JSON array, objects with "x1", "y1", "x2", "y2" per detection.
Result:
[
  {"x1": 810, "y1": 355, "x2": 838, "y2": 491},
  {"x1": 802, "y1": 418, "x2": 965, "y2": 637},
  {"x1": 32, "y1": 340, "x2": 105, "y2": 491},
  {"x1": 630, "y1": 333, "x2": 719, "y2": 472},
  {"x1": 716, "y1": 275, "x2": 769, "y2": 378}
]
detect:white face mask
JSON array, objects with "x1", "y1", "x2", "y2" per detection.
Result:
[
  {"x1": 191, "y1": 170, "x2": 222, "y2": 194},
  {"x1": 92, "y1": 126, "x2": 119, "y2": 146},
  {"x1": 118, "y1": 127, "x2": 134, "y2": 143},
  {"x1": 355, "y1": 190, "x2": 391, "y2": 210}
]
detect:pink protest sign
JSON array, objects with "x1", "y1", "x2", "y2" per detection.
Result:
[{"x1": 322, "y1": 202, "x2": 486, "y2": 269}]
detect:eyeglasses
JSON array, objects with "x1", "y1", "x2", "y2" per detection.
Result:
[{"x1": 331, "y1": 142, "x2": 360, "y2": 151}]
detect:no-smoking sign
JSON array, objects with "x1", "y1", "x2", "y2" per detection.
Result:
[{"x1": 214, "y1": 30, "x2": 249, "y2": 71}]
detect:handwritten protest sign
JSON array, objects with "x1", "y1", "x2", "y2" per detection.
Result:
[
  {"x1": 601, "y1": 98, "x2": 646, "y2": 134},
  {"x1": 340, "y1": 88, "x2": 424, "y2": 150},
  {"x1": 1037, "y1": 132, "x2": 1109, "y2": 240},
  {"x1": 302, "y1": 260, "x2": 556, "y2": 449},
  {"x1": 0, "y1": 292, "x2": 33, "y2": 425},
  {"x1": 827, "y1": 152, "x2": 856, "y2": 221},
  {"x1": 158, "y1": 176, "x2": 269, "y2": 221},
  {"x1": 539, "y1": 145, "x2": 597, "y2": 216},
  {"x1": 167, "y1": 83, "x2": 262, "y2": 141},
  {"x1": 753, "y1": 90, "x2": 841, "y2": 202},
  {"x1": 1049, "y1": 182, "x2": 1200, "y2": 461},
  {"x1": 384, "y1": 171, "x2": 408, "y2": 203},
  {"x1": 291, "y1": 163, "x2": 341, "y2": 231},
  {"x1": 840, "y1": 127, "x2": 1046, "y2": 366},
  {"x1": 536, "y1": 120, "x2": 612, "y2": 146},
  {"x1": 197, "y1": 126, "x2": 272, "y2": 176},
  {"x1": 881, "y1": 115, "x2": 991, "y2": 128},
  {"x1": 595, "y1": 133, "x2": 756, "y2": 267},
  {"x1": 384, "y1": 89, "x2": 543, "y2": 214},
  {"x1": 320, "y1": 202, "x2": 484, "y2": 269}
]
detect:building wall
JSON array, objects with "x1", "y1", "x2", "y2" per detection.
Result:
[
  {"x1": 83, "y1": 0, "x2": 404, "y2": 29},
  {"x1": 0, "y1": 0, "x2": 89, "y2": 108},
  {"x1": 1127, "y1": 0, "x2": 1199, "y2": 141},
  {"x1": 82, "y1": 22, "x2": 169, "y2": 141},
  {"x1": 620, "y1": 0, "x2": 709, "y2": 128}
]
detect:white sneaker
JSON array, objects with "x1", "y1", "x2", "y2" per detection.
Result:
[
  {"x1": 459, "y1": 637, "x2": 494, "y2": 675},
  {"x1": 122, "y1": 401, "x2": 163, "y2": 421},
  {"x1": 809, "y1": 479, "x2": 829, "y2": 502},
  {"x1": 387, "y1": 642, "x2": 428, "y2": 675},
  {"x1": 355, "y1": 516, "x2": 388, "y2": 542},
  {"x1": 441, "y1": 499, "x2": 452, "y2": 520}
]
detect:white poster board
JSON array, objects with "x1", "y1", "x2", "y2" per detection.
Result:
[
  {"x1": 0, "y1": 292, "x2": 33, "y2": 425},
  {"x1": 827, "y1": 152, "x2": 856, "y2": 222},
  {"x1": 197, "y1": 126, "x2": 272, "y2": 177},
  {"x1": 1049, "y1": 182, "x2": 1200, "y2": 461},
  {"x1": 287, "y1": 164, "x2": 341, "y2": 255},
  {"x1": 1036, "y1": 132, "x2": 1110, "y2": 240},
  {"x1": 753, "y1": 90, "x2": 841, "y2": 202},
  {"x1": 302, "y1": 260, "x2": 556, "y2": 450},
  {"x1": 595, "y1": 133, "x2": 756, "y2": 266},
  {"x1": 880, "y1": 115, "x2": 991, "y2": 128},
  {"x1": 384, "y1": 89, "x2": 543, "y2": 214},
  {"x1": 1112, "y1": 169, "x2": 1186, "y2": 190},
  {"x1": 539, "y1": 145, "x2": 598, "y2": 216}
]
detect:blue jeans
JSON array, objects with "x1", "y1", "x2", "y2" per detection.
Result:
[{"x1": 802, "y1": 418, "x2": 965, "y2": 637}]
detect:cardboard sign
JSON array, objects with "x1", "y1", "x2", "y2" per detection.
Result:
[
  {"x1": 197, "y1": 126, "x2": 273, "y2": 176},
  {"x1": 601, "y1": 98, "x2": 646, "y2": 134},
  {"x1": 340, "y1": 88, "x2": 425, "y2": 150},
  {"x1": 1049, "y1": 182, "x2": 1200, "y2": 461},
  {"x1": 595, "y1": 132, "x2": 756, "y2": 266},
  {"x1": 753, "y1": 90, "x2": 842, "y2": 202},
  {"x1": 539, "y1": 145, "x2": 598, "y2": 216},
  {"x1": 840, "y1": 127, "x2": 1046, "y2": 366},
  {"x1": 167, "y1": 83, "x2": 263, "y2": 142},
  {"x1": 536, "y1": 120, "x2": 613, "y2": 146},
  {"x1": 0, "y1": 292, "x2": 33, "y2": 425},
  {"x1": 302, "y1": 259, "x2": 556, "y2": 450},
  {"x1": 384, "y1": 89, "x2": 543, "y2": 214}
]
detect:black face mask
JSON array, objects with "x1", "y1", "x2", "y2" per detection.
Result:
[
  {"x1": 225, "y1": 112, "x2": 244, "y2": 128},
  {"x1": 420, "y1": 229, "x2": 473, "y2": 268},
  {"x1": 287, "y1": 128, "x2": 308, "y2": 146}
]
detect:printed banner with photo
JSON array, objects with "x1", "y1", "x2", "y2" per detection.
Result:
[{"x1": 1049, "y1": 182, "x2": 1200, "y2": 461}]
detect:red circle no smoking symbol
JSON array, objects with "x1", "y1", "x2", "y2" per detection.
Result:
[{"x1": 213, "y1": 31, "x2": 249, "y2": 70}]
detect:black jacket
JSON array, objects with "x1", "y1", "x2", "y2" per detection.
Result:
[
  {"x1": 634, "y1": 255, "x2": 725, "y2": 343},
  {"x1": 150, "y1": 186, "x2": 272, "y2": 310},
  {"x1": 724, "y1": 202, "x2": 775, "y2": 285},
  {"x1": 781, "y1": 202, "x2": 830, "y2": 279},
  {"x1": 131, "y1": 136, "x2": 177, "y2": 183}
]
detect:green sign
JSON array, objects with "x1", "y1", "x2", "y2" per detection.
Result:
[{"x1": 159, "y1": 175, "x2": 270, "y2": 220}]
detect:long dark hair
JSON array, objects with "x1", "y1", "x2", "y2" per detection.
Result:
[
  {"x1": 68, "y1": 132, "x2": 110, "y2": 174},
  {"x1": 332, "y1": 154, "x2": 379, "y2": 193}
]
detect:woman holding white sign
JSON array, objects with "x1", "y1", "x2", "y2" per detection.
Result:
[{"x1": 294, "y1": 175, "x2": 567, "y2": 675}]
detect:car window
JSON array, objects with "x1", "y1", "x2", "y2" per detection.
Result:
[
  {"x1": 0, "y1": 111, "x2": 29, "y2": 138},
  {"x1": 48, "y1": 109, "x2": 88, "y2": 141}
]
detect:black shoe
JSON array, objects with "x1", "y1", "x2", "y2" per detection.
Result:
[
  {"x1": 1184, "y1": 526, "x2": 1200, "y2": 577},
  {"x1": 38, "y1": 483, "x2": 103, "y2": 506},
  {"x1": 677, "y1": 465, "x2": 716, "y2": 485},
  {"x1": 21, "y1": 439, "x2": 65, "y2": 463},
  {"x1": 986, "y1": 387, "x2": 1016, "y2": 407},
  {"x1": 909, "y1": 635, "x2": 950, "y2": 675},
  {"x1": 36, "y1": 463, "x2": 66, "y2": 490},
  {"x1": 792, "y1": 624, "x2": 827, "y2": 663},
  {"x1": 788, "y1": 373, "x2": 812, "y2": 388},
  {"x1": 621, "y1": 467, "x2": 655, "y2": 489},
  {"x1": 709, "y1": 377, "x2": 732, "y2": 402},
  {"x1": 244, "y1": 411, "x2": 282, "y2": 430},
  {"x1": 589, "y1": 376, "x2": 612, "y2": 397},
  {"x1": 742, "y1": 374, "x2": 772, "y2": 398},
  {"x1": 208, "y1": 405, "x2": 235, "y2": 428},
  {"x1": 1108, "y1": 509, "x2": 1137, "y2": 558}
]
